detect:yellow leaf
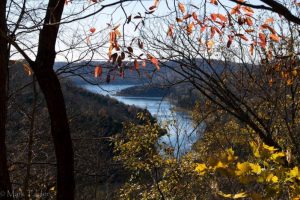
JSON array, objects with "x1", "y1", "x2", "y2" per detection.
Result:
[
  {"x1": 266, "y1": 173, "x2": 278, "y2": 183},
  {"x1": 249, "y1": 142, "x2": 260, "y2": 158},
  {"x1": 233, "y1": 192, "x2": 248, "y2": 199},
  {"x1": 214, "y1": 161, "x2": 227, "y2": 170},
  {"x1": 227, "y1": 148, "x2": 237, "y2": 162},
  {"x1": 195, "y1": 163, "x2": 206, "y2": 175},
  {"x1": 287, "y1": 167, "x2": 299, "y2": 179},
  {"x1": 249, "y1": 163, "x2": 262, "y2": 174},
  {"x1": 235, "y1": 162, "x2": 251, "y2": 176},
  {"x1": 270, "y1": 152, "x2": 285, "y2": 163},
  {"x1": 262, "y1": 143, "x2": 277, "y2": 152}
]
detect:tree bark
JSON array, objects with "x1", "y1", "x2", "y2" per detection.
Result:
[
  {"x1": 32, "y1": 0, "x2": 74, "y2": 199},
  {"x1": 0, "y1": 0, "x2": 12, "y2": 199}
]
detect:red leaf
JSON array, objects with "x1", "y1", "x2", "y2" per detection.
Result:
[
  {"x1": 227, "y1": 35, "x2": 234, "y2": 48},
  {"x1": 167, "y1": 25, "x2": 174, "y2": 37},
  {"x1": 89, "y1": 27, "x2": 96, "y2": 33}
]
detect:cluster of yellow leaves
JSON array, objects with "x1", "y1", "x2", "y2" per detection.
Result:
[{"x1": 194, "y1": 142, "x2": 300, "y2": 199}]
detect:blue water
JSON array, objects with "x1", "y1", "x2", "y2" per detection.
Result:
[{"x1": 81, "y1": 84, "x2": 204, "y2": 157}]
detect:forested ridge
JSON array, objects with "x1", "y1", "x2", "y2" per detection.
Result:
[{"x1": 7, "y1": 62, "x2": 155, "y2": 199}]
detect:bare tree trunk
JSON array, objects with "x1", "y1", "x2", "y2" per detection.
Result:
[
  {"x1": 31, "y1": 0, "x2": 74, "y2": 199},
  {"x1": 0, "y1": 0, "x2": 12, "y2": 199}
]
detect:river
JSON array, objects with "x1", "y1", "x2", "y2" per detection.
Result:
[{"x1": 81, "y1": 84, "x2": 204, "y2": 157}]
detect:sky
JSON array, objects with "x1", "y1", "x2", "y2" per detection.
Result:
[{"x1": 9, "y1": 0, "x2": 273, "y2": 62}]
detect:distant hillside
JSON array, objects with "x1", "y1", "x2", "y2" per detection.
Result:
[{"x1": 7, "y1": 61, "x2": 157, "y2": 199}]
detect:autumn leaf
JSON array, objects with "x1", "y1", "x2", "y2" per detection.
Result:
[
  {"x1": 142, "y1": 60, "x2": 146, "y2": 68},
  {"x1": 210, "y1": 0, "x2": 218, "y2": 5},
  {"x1": 216, "y1": 14, "x2": 227, "y2": 22},
  {"x1": 176, "y1": 17, "x2": 183, "y2": 23},
  {"x1": 260, "y1": 24, "x2": 276, "y2": 34},
  {"x1": 235, "y1": 33, "x2": 248, "y2": 41},
  {"x1": 178, "y1": 2, "x2": 185, "y2": 13},
  {"x1": 89, "y1": 27, "x2": 96, "y2": 33},
  {"x1": 250, "y1": 43, "x2": 254, "y2": 56},
  {"x1": 147, "y1": 54, "x2": 160, "y2": 70},
  {"x1": 259, "y1": 32, "x2": 267, "y2": 48},
  {"x1": 150, "y1": 57, "x2": 160, "y2": 70},
  {"x1": 167, "y1": 24, "x2": 174, "y2": 37},
  {"x1": 23, "y1": 64, "x2": 33, "y2": 76},
  {"x1": 206, "y1": 40, "x2": 214, "y2": 50},
  {"x1": 227, "y1": 35, "x2": 234, "y2": 48},
  {"x1": 245, "y1": 17, "x2": 253, "y2": 26},
  {"x1": 195, "y1": 163, "x2": 207, "y2": 175},
  {"x1": 192, "y1": 12, "x2": 198, "y2": 20},
  {"x1": 242, "y1": 6, "x2": 254, "y2": 14},
  {"x1": 94, "y1": 65, "x2": 102, "y2": 78},
  {"x1": 231, "y1": 5, "x2": 241, "y2": 15},
  {"x1": 264, "y1": 17, "x2": 274, "y2": 24},
  {"x1": 183, "y1": 14, "x2": 192, "y2": 20},
  {"x1": 186, "y1": 22, "x2": 194, "y2": 35},
  {"x1": 211, "y1": 14, "x2": 217, "y2": 21},
  {"x1": 270, "y1": 33, "x2": 280, "y2": 42},
  {"x1": 134, "y1": 59, "x2": 139, "y2": 69}
]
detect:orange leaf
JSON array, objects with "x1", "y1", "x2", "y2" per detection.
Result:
[
  {"x1": 211, "y1": 14, "x2": 217, "y2": 21},
  {"x1": 235, "y1": 33, "x2": 248, "y2": 41},
  {"x1": 245, "y1": 17, "x2": 253, "y2": 26},
  {"x1": 134, "y1": 59, "x2": 139, "y2": 69},
  {"x1": 210, "y1": 0, "x2": 218, "y2": 5},
  {"x1": 264, "y1": 18, "x2": 274, "y2": 24},
  {"x1": 217, "y1": 14, "x2": 227, "y2": 22},
  {"x1": 206, "y1": 40, "x2": 214, "y2": 50},
  {"x1": 187, "y1": 22, "x2": 194, "y2": 35},
  {"x1": 178, "y1": 2, "x2": 185, "y2": 13},
  {"x1": 94, "y1": 66, "x2": 102, "y2": 77},
  {"x1": 259, "y1": 32, "x2": 267, "y2": 48},
  {"x1": 231, "y1": 5, "x2": 241, "y2": 15},
  {"x1": 270, "y1": 33, "x2": 280, "y2": 42},
  {"x1": 150, "y1": 57, "x2": 160, "y2": 70},
  {"x1": 260, "y1": 24, "x2": 276, "y2": 34},
  {"x1": 245, "y1": 29, "x2": 254, "y2": 33},
  {"x1": 241, "y1": 6, "x2": 254, "y2": 13},
  {"x1": 142, "y1": 60, "x2": 147, "y2": 68}
]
